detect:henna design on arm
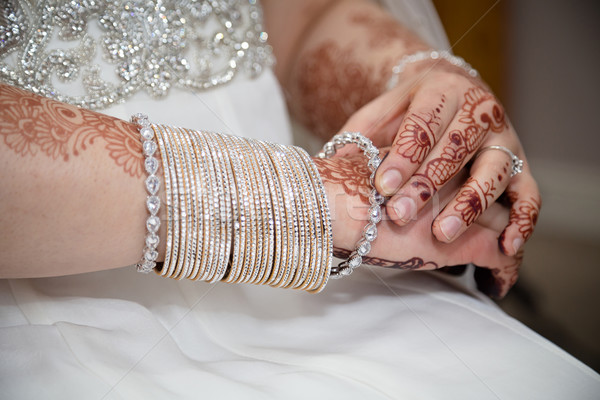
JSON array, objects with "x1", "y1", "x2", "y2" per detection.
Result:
[
  {"x1": 333, "y1": 247, "x2": 438, "y2": 270},
  {"x1": 288, "y1": 6, "x2": 430, "y2": 140},
  {"x1": 291, "y1": 41, "x2": 388, "y2": 140},
  {"x1": 0, "y1": 84, "x2": 143, "y2": 177}
]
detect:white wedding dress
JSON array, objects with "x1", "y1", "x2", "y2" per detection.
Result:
[{"x1": 1, "y1": 1, "x2": 598, "y2": 399}]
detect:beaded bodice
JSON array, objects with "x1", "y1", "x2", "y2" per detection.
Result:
[{"x1": 0, "y1": 0, "x2": 273, "y2": 109}]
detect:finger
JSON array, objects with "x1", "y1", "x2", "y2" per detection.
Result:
[
  {"x1": 374, "y1": 89, "x2": 458, "y2": 196},
  {"x1": 498, "y1": 166, "x2": 541, "y2": 256},
  {"x1": 386, "y1": 86, "x2": 507, "y2": 225},
  {"x1": 431, "y1": 148, "x2": 512, "y2": 243},
  {"x1": 459, "y1": 215, "x2": 522, "y2": 299},
  {"x1": 473, "y1": 249, "x2": 523, "y2": 299}
]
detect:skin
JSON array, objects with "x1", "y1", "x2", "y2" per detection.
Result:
[{"x1": 0, "y1": 0, "x2": 539, "y2": 297}]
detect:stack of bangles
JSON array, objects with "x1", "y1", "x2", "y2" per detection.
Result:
[{"x1": 132, "y1": 114, "x2": 384, "y2": 292}]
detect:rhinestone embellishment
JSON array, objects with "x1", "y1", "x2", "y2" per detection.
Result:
[
  {"x1": 134, "y1": 113, "x2": 161, "y2": 273},
  {"x1": 0, "y1": 0, "x2": 274, "y2": 110}
]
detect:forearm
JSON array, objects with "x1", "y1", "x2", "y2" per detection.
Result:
[
  {"x1": 0, "y1": 84, "x2": 166, "y2": 277},
  {"x1": 263, "y1": 0, "x2": 429, "y2": 139}
]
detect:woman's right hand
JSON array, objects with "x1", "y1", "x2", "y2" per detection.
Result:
[{"x1": 314, "y1": 153, "x2": 521, "y2": 298}]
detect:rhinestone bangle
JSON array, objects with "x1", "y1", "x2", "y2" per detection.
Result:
[
  {"x1": 387, "y1": 50, "x2": 478, "y2": 89},
  {"x1": 132, "y1": 113, "x2": 161, "y2": 274},
  {"x1": 317, "y1": 131, "x2": 385, "y2": 278}
]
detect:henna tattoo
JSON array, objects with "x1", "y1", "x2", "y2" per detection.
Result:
[
  {"x1": 0, "y1": 84, "x2": 142, "y2": 177},
  {"x1": 313, "y1": 157, "x2": 371, "y2": 204},
  {"x1": 292, "y1": 41, "x2": 388, "y2": 140},
  {"x1": 474, "y1": 249, "x2": 523, "y2": 299},
  {"x1": 506, "y1": 191, "x2": 541, "y2": 240},
  {"x1": 454, "y1": 177, "x2": 496, "y2": 226},
  {"x1": 394, "y1": 97, "x2": 444, "y2": 163},
  {"x1": 408, "y1": 87, "x2": 507, "y2": 201},
  {"x1": 333, "y1": 247, "x2": 438, "y2": 270}
]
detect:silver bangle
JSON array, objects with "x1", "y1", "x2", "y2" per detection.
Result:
[
  {"x1": 317, "y1": 132, "x2": 385, "y2": 278},
  {"x1": 132, "y1": 113, "x2": 161, "y2": 274},
  {"x1": 387, "y1": 50, "x2": 478, "y2": 89}
]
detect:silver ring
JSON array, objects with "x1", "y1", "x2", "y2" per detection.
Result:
[{"x1": 476, "y1": 145, "x2": 523, "y2": 177}]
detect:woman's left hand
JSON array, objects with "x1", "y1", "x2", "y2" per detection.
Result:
[{"x1": 336, "y1": 61, "x2": 541, "y2": 257}]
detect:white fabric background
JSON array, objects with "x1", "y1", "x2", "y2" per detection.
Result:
[{"x1": 1, "y1": 1, "x2": 599, "y2": 399}]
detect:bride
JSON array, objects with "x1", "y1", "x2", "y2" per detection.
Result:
[{"x1": 0, "y1": 0, "x2": 597, "y2": 398}]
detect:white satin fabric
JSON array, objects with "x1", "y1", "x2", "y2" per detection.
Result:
[{"x1": 1, "y1": 3, "x2": 599, "y2": 398}]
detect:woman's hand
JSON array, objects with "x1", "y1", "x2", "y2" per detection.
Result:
[
  {"x1": 315, "y1": 152, "x2": 523, "y2": 298},
  {"x1": 336, "y1": 62, "x2": 541, "y2": 258}
]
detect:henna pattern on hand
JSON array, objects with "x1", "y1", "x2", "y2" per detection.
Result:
[
  {"x1": 334, "y1": 247, "x2": 438, "y2": 270},
  {"x1": 313, "y1": 156, "x2": 371, "y2": 204},
  {"x1": 474, "y1": 249, "x2": 523, "y2": 299},
  {"x1": 0, "y1": 84, "x2": 142, "y2": 177},
  {"x1": 394, "y1": 97, "x2": 444, "y2": 164},
  {"x1": 409, "y1": 87, "x2": 507, "y2": 201},
  {"x1": 454, "y1": 177, "x2": 496, "y2": 226}
]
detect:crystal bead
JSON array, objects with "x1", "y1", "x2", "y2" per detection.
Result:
[
  {"x1": 144, "y1": 247, "x2": 158, "y2": 261},
  {"x1": 370, "y1": 189, "x2": 385, "y2": 205},
  {"x1": 147, "y1": 215, "x2": 160, "y2": 232},
  {"x1": 137, "y1": 260, "x2": 155, "y2": 273},
  {"x1": 143, "y1": 140, "x2": 157, "y2": 156},
  {"x1": 368, "y1": 156, "x2": 381, "y2": 171},
  {"x1": 146, "y1": 195, "x2": 160, "y2": 214},
  {"x1": 132, "y1": 113, "x2": 147, "y2": 123},
  {"x1": 348, "y1": 254, "x2": 362, "y2": 268},
  {"x1": 358, "y1": 136, "x2": 372, "y2": 148},
  {"x1": 140, "y1": 127, "x2": 154, "y2": 140},
  {"x1": 366, "y1": 147, "x2": 380, "y2": 158},
  {"x1": 145, "y1": 234, "x2": 159, "y2": 248},
  {"x1": 369, "y1": 205, "x2": 382, "y2": 224},
  {"x1": 340, "y1": 267, "x2": 353, "y2": 276},
  {"x1": 145, "y1": 175, "x2": 160, "y2": 194},
  {"x1": 357, "y1": 240, "x2": 371, "y2": 256},
  {"x1": 145, "y1": 157, "x2": 159, "y2": 174},
  {"x1": 324, "y1": 143, "x2": 335, "y2": 156},
  {"x1": 364, "y1": 223, "x2": 377, "y2": 241}
]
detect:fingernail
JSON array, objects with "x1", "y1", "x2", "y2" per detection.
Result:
[
  {"x1": 380, "y1": 169, "x2": 403, "y2": 195},
  {"x1": 392, "y1": 197, "x2": 416, "y2": 222},
  {"x1": 439, "y1": 216, "x2": 462, "y2": 241},
  {"x1": 512, "y1": 238, "x2": 523, "y2": 254}
]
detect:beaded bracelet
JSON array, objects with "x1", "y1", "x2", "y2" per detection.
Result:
[
  {"x1": 132, "y1": 113, "x2": 161, "y2": 273},
  {"x1": 387, "y1": 50, "x2": 478, "y2": 89},
  {"x1": 317, "y1": 131, "x2": 385, "y2": 278}
]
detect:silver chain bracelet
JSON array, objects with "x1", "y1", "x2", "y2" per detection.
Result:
[{"x1": 317, "y1": 132, "x2": 385, "y2": 278}]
